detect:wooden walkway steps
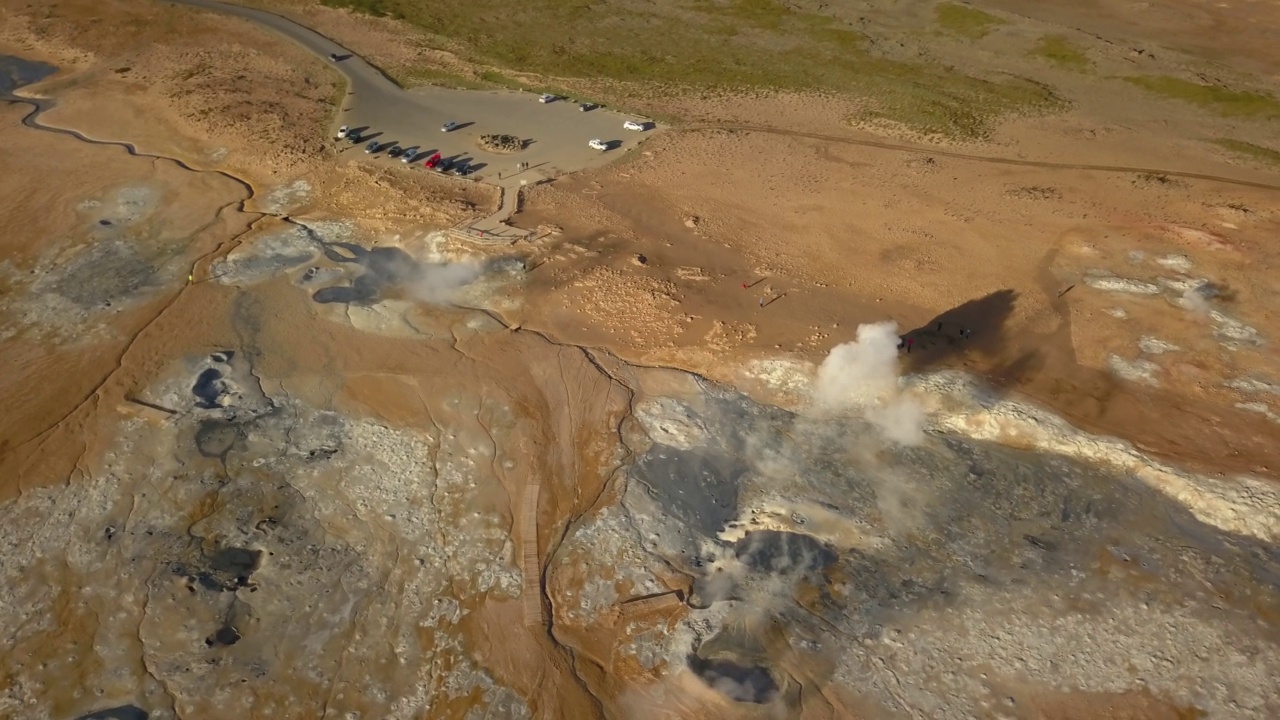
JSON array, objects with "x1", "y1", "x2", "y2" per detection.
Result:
[{"x1": 520, "y1": 483, "x2": 543, "y2": 628}]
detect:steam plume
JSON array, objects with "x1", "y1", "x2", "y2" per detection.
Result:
[
  {"x1": 408, "y1": 260, "x2": 482, "y2": 305},
  {"x1": 811, "y1": 321, "x2": 924, "y2": 445}
]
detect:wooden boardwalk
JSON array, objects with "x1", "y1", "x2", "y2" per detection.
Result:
[
  {"x1": 443, "y1": 219, "x2": 526, "y2": 246},
  {"x1": 619, "y1": 590, "x2": 684, "y2": 618},
  {"x1": 520, "y1": 483, "x2": 543, "y2": 628}
]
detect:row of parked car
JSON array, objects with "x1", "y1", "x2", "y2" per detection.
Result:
[
  {"x1": 538, "y1": 93, "x2": 651, "y2": 149},
  {"x1": 538, "y1": 92, "x2": 645, "y2": 129},
  {"x1": 586, "y1": 121, "x2": 650, "y2": 151},
  {"x1": 335, "y1": 124, "x2": 475, "y2": 175},
  {"x1": 335, "y1": 102, "x2": 652, "y2": 167}
]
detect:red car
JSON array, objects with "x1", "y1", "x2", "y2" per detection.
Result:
[{"x1": 424, "y1": 153, "x2": 442, "y2": 169}]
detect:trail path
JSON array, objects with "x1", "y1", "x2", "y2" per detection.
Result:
[{"x1": 685, "y1": 124, "x2": 1280, "y2": 191}]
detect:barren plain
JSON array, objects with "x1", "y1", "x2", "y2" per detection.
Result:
[{"x1": 1, "y1": 0, "x2": 1279, "y2": 718}]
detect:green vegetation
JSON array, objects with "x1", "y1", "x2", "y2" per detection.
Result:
[
  {"x1": 859, "y1": 72, "x2": 1057, "y2": 139},
  {"x1": 1212, "y1": 139, "x2": 1280, "y2": 167},
  {"x1": 477, "y1": 70, "x2": 521, "y2": 88},
  {"x1": 321, "y1": 0, "x2": 389, "y2": 16},
  {"x1": 318, "y1": 0, "x2": 1060, "y2": 139},
  {"x1": 935, "y1": 2, "x2": 1007, "y2": 39},
  {"x1": 400, "y1": 65, "x2": 491, "y2": 90},
  {"x1": 1030, "y1": 35, "x2": 1091, "y2": 71},
  {"x1": 327, "y1": 82, "x2": 347, "y2": 111},
  {"x1": 1124, "y1": 76, "x2": 1280, "y2": 119},
  {"x1": 693, "y1": 0, "x2": 790, "y2": 30}
]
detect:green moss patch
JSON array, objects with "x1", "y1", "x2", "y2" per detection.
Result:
[
  {"x1": 1125, "y1": 76, "x2": 1280, "y2": 119},
  {"x1": 935, "y1": 2, "x2": 1007, "y2": 39},
  {"x1": 1030, "y1": 35, "x2": 1090, "y2": 71},
  {"x1": 1211, "y1": 139, "x2": 1280, "y2": 167}
]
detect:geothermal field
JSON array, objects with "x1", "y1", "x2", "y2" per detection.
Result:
[{"x1": 1, "y1": 0, "x2": 1279, "y2": 718}]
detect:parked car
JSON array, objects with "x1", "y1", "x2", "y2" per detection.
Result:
[
  {"x1": 453, "y1": 162, "x2": 469, "y2": 176},
  {"x1": 337, "y1": 125, "x2": 350, "y2": 139},
  {"x1": 347, "y1": 132, "x2": 362, "y2": 144},
  {"x1": 623, "y1": 120, "x2": 646, "y2": 131},
  {"x1": 400, "y1": 147, "x2": 419, "y2": 163},
  {"x1": 441, "y1": 121, "x2": 458, "y2": 132},
  {"x1": 538, "y1": 94, "x2": 558, "y2": 104},
  {"x1": 588, "y1": 139, "x2": 608, "y2": 151},
  {"x1": 388, "y1": 145, "x2": 404, "y2": 158},
  {"x1": 437, "y1": 158, "x2": 454, "y2": 173},
  {"x1": 424, "y1": 153, "x2": 442, "y2": 169},
  {"x1": 365, "y1": 141, "x2": 380, "y2": 154},
  {"x1": 579, "y1": 103, "x2": 597, "y2": 112}
]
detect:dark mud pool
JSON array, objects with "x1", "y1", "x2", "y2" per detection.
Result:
[{"x1": 0, "y1": 55, "x2": 57, "y2": 96}]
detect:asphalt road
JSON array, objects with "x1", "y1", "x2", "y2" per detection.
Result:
[{"x1": 168, "y1": 0, "x2": 656, "y2": 186}]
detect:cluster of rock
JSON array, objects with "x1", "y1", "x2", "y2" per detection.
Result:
[{"x1": 479, "y1": 134, "x2": 524, "y2": 153}]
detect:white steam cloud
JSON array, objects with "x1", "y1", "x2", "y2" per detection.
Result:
[
  {"x1": 1179, "y1": 285, "x2": 1212, "y2": 314},
  {"x1": 408, "y1": 260, "x2": 482, "y2": 305},
  {"x1": 811, "y1": 321, "x2": 925, "y2": 445},
  {"x1": 692, "y1": 535, "x2": 821, "y2": 610},
  {"x1": 710, "y1": 675, "x2": 756, "y2": 702}
]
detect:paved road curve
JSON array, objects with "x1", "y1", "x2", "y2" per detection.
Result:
[{"x1": 170, "y1": 0, "x2": 401, "y2": 99}]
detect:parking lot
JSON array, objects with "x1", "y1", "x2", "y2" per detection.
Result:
[
  {"x1": 336, "y1": 85, "x2": 656, "y2": 184},
  {"x1": 171, "y1": 0, "x2": 660, "y2": 225}
]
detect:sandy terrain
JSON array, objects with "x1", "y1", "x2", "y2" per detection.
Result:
[
  {"x1": 2, "y1": 0, "x2": 1280, "y2": 718},
  {"x1": 197, "y1": 0, "x2": 1280, "y2": 479},
  {"x1": 513, "y1": 126, "x2": 1280, "y2": 476}
]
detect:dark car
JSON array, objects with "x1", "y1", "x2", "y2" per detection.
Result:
[
  {"x1": 453, "y1": 162, "x2": 469, "y2": 176},
  {"x1": 387, "y1": 145, "x2": 404, "y2": 158},
  {"x1": 347, "y1": 132, "x2": 362, "y2": 144},
  {"x1": 365, "y1": 140, "x2": 380, "y2": 154},
  {"x1": 436, "y1": 158, "x2": 454, "y2": 173}
]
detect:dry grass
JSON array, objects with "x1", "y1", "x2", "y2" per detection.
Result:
[
  {"x1": 1030, "y1": 35, "x2": 1091, "y2": 71},
  {"x1": 316, "y1": 0, "x2": 1061, "y2": 139},
  {"x1": 1211, "y1": 138, "x2": 1280, "y2": 167},
  {"x1": 935, "y1": 2, "x2": 1007, "y2": 39}
]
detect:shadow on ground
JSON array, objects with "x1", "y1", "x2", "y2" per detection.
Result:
[{"x1": 901, "y1": 288, "x2": 1017, "y2": 370}]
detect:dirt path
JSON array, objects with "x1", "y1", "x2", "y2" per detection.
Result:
[{"x1": 685, "y1": 124, "x2": 1280, "y2": 191}]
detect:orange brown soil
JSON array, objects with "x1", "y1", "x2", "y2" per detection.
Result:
[
  {"x1": 511, "y1": 125, "x2": 1280, "y2": 477},
  {"x1": 2, "y1": 0, "x2": 1280, "y2": 718},
  {"x1": 0, "y1": 101, "x2": 254, "y2": 495},
  {"x1": 195, "y1": 0, "x2": 1280, "y2": 476}
]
